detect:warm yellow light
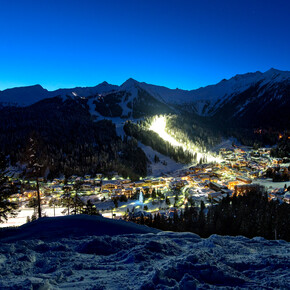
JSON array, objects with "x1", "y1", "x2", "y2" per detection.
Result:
[
  {"x1": 150, "y1": 116, "x2": 180, "y2": 147},
  {"x1": 149, "y1": 115, "x2": 223, "y2": 164}
]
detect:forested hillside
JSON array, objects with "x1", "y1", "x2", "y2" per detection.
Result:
[{"x1": 0, "y1": 97, "x2": 147, "y2": 179}]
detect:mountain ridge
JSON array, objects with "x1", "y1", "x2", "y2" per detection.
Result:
[
  {"x1": 1, "y1": 68, "x2": 289, "y2": 103},
  {"x1": 0, "y1": 68, "x2": 289, "y2": 127}
]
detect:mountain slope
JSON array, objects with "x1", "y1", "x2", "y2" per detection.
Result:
[
  {"x1": 132, "y1": 68, "x2": 290, "y2": 116},
  {"x1": 0, "y1": 82, "x2": 118, "y2": 106},
  {"x1": 0, "y1": 96, "x2": 148, "y2": 179},
  {"x1": 211, "y1": 75, "x2": 290, "y2": 128},
  {"x1": 1, "y1": 68, "x2": 289, "y2": 127},
  {"x1": 0, "y1": 85, "x2": 50, "y2": 106}
]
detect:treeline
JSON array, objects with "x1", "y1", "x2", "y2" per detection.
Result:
[
  {"x1": 166, "y1": 115, "x2": 222, "y2": 151},
  {"x1": 265, "y1": 166, "x2": 290, "y2": 182},
  {"x1": 271, "y1": 135, "x2": 290, "y2": 158},
  {"x1": 124, "y1": 119, "x2": 196, "y2": 164},
  {"x1": 129, "y1": 189, "x2": 290, "y2": 241},
  {"x1": 175, "y1": 95, "x2": 290, "y2": 149},
  {"x1": 131, "y1": 88, "x2": 174, "y2": 118},
  {"x1": 0, "y1": 97, "x2": 147, "y2": 180}
]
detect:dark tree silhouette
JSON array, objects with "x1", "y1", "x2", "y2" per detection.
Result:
[
  {"x1": 25, "y1": 132, "x2": 44, "y2": 219},
  {"x1": 0, "y1": 153, "x2": 18, "y2": 222}
]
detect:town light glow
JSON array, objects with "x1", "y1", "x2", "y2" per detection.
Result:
[{"x1": 149, "y1": 115, "x2": 222, "y2": 164}]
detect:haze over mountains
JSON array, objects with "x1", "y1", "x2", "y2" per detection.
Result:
[{"x1": 0, "y1": 68, "x2": 289, "y2": 128}]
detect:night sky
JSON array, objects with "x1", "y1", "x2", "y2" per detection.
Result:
[{"x1": 0, "y1": 0, "x2": 289, "y2": 90}]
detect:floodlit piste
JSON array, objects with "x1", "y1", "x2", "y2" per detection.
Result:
[{"x1": 149, "y1": 115, "x2": 223, "y2": 164}]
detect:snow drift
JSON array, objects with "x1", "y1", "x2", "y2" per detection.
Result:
[{"x1": 0, "y1": 215, "x2": 289, "y2": 289}]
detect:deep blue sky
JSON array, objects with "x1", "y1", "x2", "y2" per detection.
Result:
[{"x1": 0, "y1": 0, "x2": 289, "y2": 91}]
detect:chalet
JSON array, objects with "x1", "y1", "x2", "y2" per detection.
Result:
[
  {"x1": 102, "y1": 181, "x2": 118, "y2": 190},
  {"x1": 23, "y1": 190, "x2": 36, "y2": 198},
  {"x1": 221, "y1": 188, "x2": 233, "y2": 196},
  {"x1": 52, "y1": 185, "x2": 63, "y2": 192},
  {"x1": 236, "y1": 176, "x2": 252, "y2": 184},
  {"x1": 151, "y1": 179, "x2": 166, "y2": 186},
  {"x1": 122, "y1": 182, "x2": 135, "y2": 189},
  {"x1": 134, "y1": 181, "x2": 147, "y2": 187},
  {"x1": 208, "y1": 191, "x2": 223, "y2": 201},
  {"x1": 94, "y1": 179, "x2": 102, "y2": 186},
  {"x1": 120, "y1": 179, "x2": 131, "y2": 184},
  {"x1": 123, "y1": 188, "x2": 134, "y2": 198},
  {"x1": 96, "y1": 173, "x2": 103, "y2": 179},
  {"x1": 197, "y1": 174, "x2": 211, "y2": 182},
  {"x1": 92, "y1": 186, "x2": 101, "y2": 193},
  {"x1": 101, "y1": 189, "x2": 110, "y2": 197},
  {"x1": 170, "y1": 179, "x2": 186, "y2": 189},
  {"x1": 209, "y1": 181, "x2": 225, "y2": 192},
  {"x1": 111, "y1": 189, "x2": 123, "y2": 198},
  {"x1": 188, "y1": 166, "x2": 200, "y2": 173},
  {"x1": 235, "y1": 184, "x2": 260, "y2": 195},
  {"x1": 283, "y1": 192, "x2": 290, "y2": 204},
  {"x1": 143, "y1": 179, "x2": 152, "y2": 186},
  {"x1": 273, "y1": 158, "x2": 283, "y2": 165},
  {"x1": 81, "y1": 183, "x2": 92, "y2": 192},
  {"x1": 227, "y1": 180, "x2": 240, "y2": 190}
]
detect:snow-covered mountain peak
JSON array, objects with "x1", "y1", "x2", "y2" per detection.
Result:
[
  {"x1": 229, "y1": 71, "x2": 263, "y2": 83},
  {"x1": 265, "y1": 67, "x2": 284, "y2": 74},
  {"x1": 3, "y1": 84, "x2": 47, "y2": 92},
  {"x1": 94, "y1": 81, "x2": 118, "y2": 90},
  {"x1": 120, "y1": 78, "x2": 140, "y2": 90},
  {"x1": 0, "y1": 82, "x2": 119, "y2": 106},
  {"x1": 0, "y1": 68, "x2": 288, "y2": 118},
  {"x1": 0, "y1": 84, "x2": 50, "y2": 106},
  {"x1": 217, "y1": 68, "x2": 289, "y2": 88},
  {"x1": 262, "y1": 68, "x2": 290, "y2": 83},
  {"x1": 100, "y1": 81, "x2": 108, "y2": 85}
]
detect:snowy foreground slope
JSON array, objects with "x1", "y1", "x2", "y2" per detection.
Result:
[{"x1": 0, "y1": 216, "x2": 289, "y2": 289}]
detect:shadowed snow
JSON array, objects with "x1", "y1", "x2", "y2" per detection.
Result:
[{"x1": 0, "y1": 216, "x2": 289, "y2": 289}]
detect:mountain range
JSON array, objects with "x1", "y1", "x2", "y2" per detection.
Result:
[{"x1": 1, "y1": 68, "x2": 289, "y2": 128}]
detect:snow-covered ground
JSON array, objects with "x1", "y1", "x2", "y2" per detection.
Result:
[
  {"x1": 211, "y1": 137, "x2": 239, "y2": 152},
  {"x1": 253, "y1": 178, "x2": 290, "y2": 190},
  {"x1": 94, "y1": 116, "x2": 186, "y2": 176},
  {"x1": 0, "y1": 216, "x2": 289, "y2": 289},
  {"x1": 138, "y1": 142, "x2": 185, "y2": 177},
  {"x1": 0, "y1": 206, "x2": 66, "y2": 228}
]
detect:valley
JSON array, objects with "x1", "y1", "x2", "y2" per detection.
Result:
[{"x1": 0, "y1": 68, "x2": 289, "y2": 240}]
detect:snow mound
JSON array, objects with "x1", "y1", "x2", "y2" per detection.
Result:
[
  {"x1": 0, "y1": 218, "x2": 289, "y2": 289},
  {"x1": 0, "y1": 215, "x2": 160, "y2": 242}
]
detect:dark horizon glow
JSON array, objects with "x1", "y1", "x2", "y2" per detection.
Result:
[{"x1": 0, "y1": 0, "x2": 289, "y2": 91}]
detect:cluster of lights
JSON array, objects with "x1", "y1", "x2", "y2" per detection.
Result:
[{"x1": 149, "y1": 115, "x2": 223, "y2": 164}]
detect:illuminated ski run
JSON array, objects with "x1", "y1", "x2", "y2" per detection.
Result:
[{"x1": 149, "y1": 116, "x2": 222, "y2": 164}]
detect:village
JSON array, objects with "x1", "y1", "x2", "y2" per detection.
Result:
[{"x1": 4, "y1": 145, "x2": 290, "y2": 227}]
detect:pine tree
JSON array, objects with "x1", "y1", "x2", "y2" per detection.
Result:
[
  {"x1": 198, "y1": 201, "x2": 206, "y2": 236},
  {"x1": 154, "y1": 154, "x2": 160, "y2": 163},
  {"x1": 0, "y1": 153, "x2": 18, "y2": 223},
  {"x1": 83, "y1": 200, "x2": 99, "y2": 215},
  {"x1": 73, "y1": 180, "x2": 83, "y2": 214},
  {"x1": 165, "y1": 196, "x2": 170, "y2": 206},
  {"x1": 62, "y1": 185, "x2": 74, "y2": 215},
  {"x1": 25, "y1": 132, "x2": 44, "y2": 219}
]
